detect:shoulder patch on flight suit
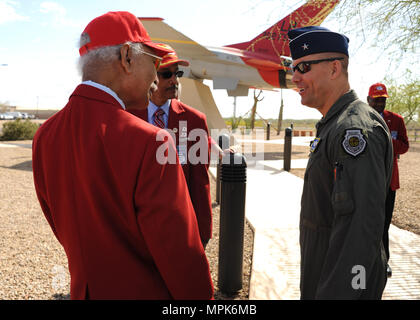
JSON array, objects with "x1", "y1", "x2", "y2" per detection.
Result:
[
  {"x1": 310, "y1": 137, "x2": 321, "y2": 153},
  {"x1": 342, "y1": 129, "x2": 366, "y2": 157}
]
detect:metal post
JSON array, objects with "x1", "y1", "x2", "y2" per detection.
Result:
[
  {"x1": 233, "y1": 97, "x2": 237, "y2": 125},
  {"x1": 284, "y1": 127, "x2": 292, "y2": 171},
  {"x1": 36, "y1": 96, "x2": 39, "y2": 119},
  {"x1": 216, "y1": 134, "x2": 230, "y2": 204},
  {"x1": 266, "y1": 122, "x2": 271, "y2": 140},
  {"x1": 218, "y1": 153, "x2": 247, "y2": 294}
]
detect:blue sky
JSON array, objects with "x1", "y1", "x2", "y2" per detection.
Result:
[{"x1": 0, "y1": 0, "x2": 412, "y2": 120}]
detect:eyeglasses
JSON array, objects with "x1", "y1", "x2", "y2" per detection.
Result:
[
  {"x1": 138, "y1": 48, "x2": 162, "y2": 70},
  {"x1": 292, "y1": 57, "x2": 344, "y2": 74},
  {"x1": 157, "y1": 70, "x2": 184, "y2": 79},
  {"x1": 119, "y1": 46, "x2": 163, "y2": 70}
]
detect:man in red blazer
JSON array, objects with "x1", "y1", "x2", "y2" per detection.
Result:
[
  {"x1": 368, "y1": 82, "x2": 410, "y2": 277},
  {"x1": 32, "y1": 11, "x2": 213, "y2": 299},
  {"x1": 127, "y1": 44, "x2": 213, "y2": 248}
]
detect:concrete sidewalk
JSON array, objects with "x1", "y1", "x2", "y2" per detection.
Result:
[
  {"x1": 210, "y1": 160, "x2": 304, "y2": 299},
  {"x1": 210, "y1": 155, "x2": 420, "y2": 300},
  {"x1": 245, "y1": 167, "x2": 302, "y2": 300},
  {"x1": 5, "y1": 140, "x2": 420, "y2": 299}
]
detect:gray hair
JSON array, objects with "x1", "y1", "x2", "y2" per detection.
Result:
[{"x1": 77, "y1": 41, "x2": 145, "y2": 77}]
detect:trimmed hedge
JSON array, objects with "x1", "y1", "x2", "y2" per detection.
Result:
[{"x1": 0, "y1": 119, "x2": 39, "y2": 141}]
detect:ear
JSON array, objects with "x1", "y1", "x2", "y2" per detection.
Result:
[
  {"x1": 330, "y1": 60, "x2": 342, "y2": 80},
  {"x1": 119, "y1": 44, "x2": 132, "y2": 74}
]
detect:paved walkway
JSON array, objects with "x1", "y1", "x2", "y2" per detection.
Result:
[
  {"x1": 210, "y1": 137, "x2": 420, "y2": 300},
  {"x1": 4, "y1": 140, "x2": 420, "y2": 299},
  {"x1": 0, "y1": 142, "x2": 32, "y2": 149}
]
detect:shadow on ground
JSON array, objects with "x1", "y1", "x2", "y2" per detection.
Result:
[
  {"x1": 1, "y1": 160, "x2": 32, "y2": 172},
  {"x1": 242, "y1": 151, "x2": 306, "y2": 161},
  {"x1": 52, "y1": 293, "x2": 70, "y2": 300}
]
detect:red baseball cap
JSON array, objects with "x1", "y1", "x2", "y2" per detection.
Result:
[
  {"x1": 154, "y1": 43, "x2": 190, "y2": 69},
  {"x1": 79, "y1": 11, "x2": 171, "y2": 57},
  {"x1": 368, "y1": 83, "x2": 389, "y2": 98}
]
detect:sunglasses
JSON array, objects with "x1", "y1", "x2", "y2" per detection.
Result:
[
  {"x1": 157, "y1": 70, "x2": 184, "y2": 79},
  {"x1": 292, "y1": 57, "x2": 344, "y2": 74}
]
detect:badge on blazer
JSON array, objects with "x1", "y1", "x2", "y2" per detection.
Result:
[
  {"x1": 177, "y1": 145, "x2": 187, "y2": 165},
  {"x1": 342, "y1": 129, "x2": 366, "y2": 157}
]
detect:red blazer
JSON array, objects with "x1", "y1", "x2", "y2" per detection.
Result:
[
  {"x1": 127, "y1": 99, "x2": 213, "y2": 242},
  {"x1": 32, "y1": 85, "x2": 213, "y2": 299},
  {"x1": 383, "y1": 110, "x2": 409, "y2": 190}
]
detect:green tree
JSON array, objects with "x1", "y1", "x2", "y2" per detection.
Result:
[
  {"x1": 250, "y1": 90, "x2": 264, "y2": 130},
  {"x1": 334, "y1": 0, "x2": 419, "y2": 62},
  {"x1": 277, "y1": 89, "x2": 284, "y2": 135},
  {"x1": 385, "y1": 71, "x2": 420, "y2": 125},
  {"x1": 0, "y1": 119, "x2": 39, "y2": 141}
]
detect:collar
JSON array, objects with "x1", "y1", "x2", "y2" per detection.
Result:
[
  {"x1": 148, "y1": 99, "x2": 170, "y2": 118},
  {"x1": 81, "y1": 80, "x2": 126, "y2": 110},
  {"x1": 316, "y1": 90, "x2": 358, "y2": 130},
  {"x1": 169, "y1": 99, "x2": 186, "y2": 114}
]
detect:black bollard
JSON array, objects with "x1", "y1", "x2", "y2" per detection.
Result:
[
  {"x1": 218, "y1": 152, "x2": 247, "y2": 294},
  {"x1": 284, "y1": 127, "x2": 292, "y2": 171},
  {"x1": 266, "y1": 122, "x2": 271, "y2": 140},
  {"x1": 216, "y1": 134, "x2": 230, "y2": 204}
]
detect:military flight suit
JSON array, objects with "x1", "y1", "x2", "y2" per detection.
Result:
[{"x1": 300, "y1": 90, "x2": 393, "y2": 299}]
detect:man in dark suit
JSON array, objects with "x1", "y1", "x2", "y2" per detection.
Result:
[{"x1": 127, "y1": 44, "x2": 213, "y2": 248}]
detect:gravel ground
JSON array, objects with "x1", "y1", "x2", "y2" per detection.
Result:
[
  {"x1": 206, "y1": 173, "x2": 254, "y2": 300},
  {"x1": 0, "y1": 136, "x2": 417, "y2": 300},
  {"x1": 0, "y1": 143, "x2": 70, "y2": 299},
  {"x1": 389, "y1": 144, "x2": 420, "y2": 235},
  {"x1": 0, "y1": 141, "x2": 253, "y2": 300}
]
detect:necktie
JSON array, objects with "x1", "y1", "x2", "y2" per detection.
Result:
[{"x1": 153, "y1": 108, "x2": 165, "y2": 129}]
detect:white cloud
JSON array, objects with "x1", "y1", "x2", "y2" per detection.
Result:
[
  {"x1": 40, "y1": 1, "x2": 66, "y2": 17},
  {"x1": 0, "y1": 0, "x2": 29, "y2": 24},
  {"x1": 39, "y1": 1, "x2": 79, "y2": 28}
]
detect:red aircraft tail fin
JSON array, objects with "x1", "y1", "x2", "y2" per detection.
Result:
[{"x1": 226, "y1": 0, "x2": 340, "y2": 63}]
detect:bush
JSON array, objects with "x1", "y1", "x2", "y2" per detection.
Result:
[{"x1": 0, "y1": 119, "x2": 39, "y2": 141}]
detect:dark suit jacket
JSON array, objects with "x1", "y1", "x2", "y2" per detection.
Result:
[{"x1": 128, "y1": 99, "x2": 213, "y2": 242}]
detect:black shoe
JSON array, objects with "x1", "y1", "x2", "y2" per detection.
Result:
[{"x1": 387, "y1": 264, "x2": 392, "y2": 278}]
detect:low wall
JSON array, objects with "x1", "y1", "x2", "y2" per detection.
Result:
[{"x1": 17, "y1": 109, "x2": 59, "y2": 120}]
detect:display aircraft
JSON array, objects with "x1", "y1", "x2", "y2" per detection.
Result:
[{"x1": 140, "y1": 0, "x2": 340, "y2": 97}]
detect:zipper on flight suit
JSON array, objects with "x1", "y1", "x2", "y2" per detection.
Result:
[
  {"x1": 332, "y1": 161, "x2": 354, "y2": 215},
  {"x1": 334, "y1": 162, "x2": 343, "y2": 181}
]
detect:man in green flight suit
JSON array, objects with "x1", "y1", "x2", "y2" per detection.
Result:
[{"x1": 287, "y1": 26, "x2": 393, "y2": 299}]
